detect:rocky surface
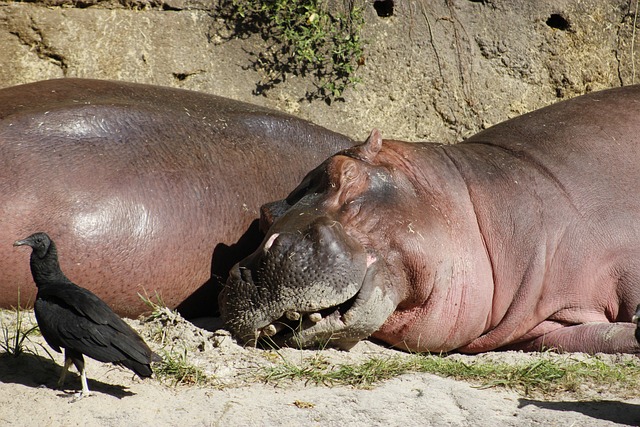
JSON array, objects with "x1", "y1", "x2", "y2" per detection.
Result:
[
  {"x1": 2, "y1": 2, "x2": 640, "y2": 425},
  {"x1": 0, "y1": 0, "x2": 636, "y2": 144}
]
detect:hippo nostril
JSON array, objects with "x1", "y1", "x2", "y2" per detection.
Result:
[{"x1": 239, "y1": 266, "x2": 252, "y2": 282}]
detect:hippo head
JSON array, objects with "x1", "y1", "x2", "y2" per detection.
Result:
[{"x1": 219, "y1": 129, "x2": 437, "y2": 349}]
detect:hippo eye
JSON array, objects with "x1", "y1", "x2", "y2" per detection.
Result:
[
  {"x1": 285, "y1": 180, "x2": 310, "y2": 205},
  {"x1": 286, "y1": 168, "x2": 326, "y2": 205}
]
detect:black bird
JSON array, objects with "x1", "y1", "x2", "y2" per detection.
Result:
[{"x1": 14, "y1": 232, "x2": 160, "y2": 399}]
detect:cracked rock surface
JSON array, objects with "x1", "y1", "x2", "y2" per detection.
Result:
[{"x1": 0, "y1": 0, "x2": 635, "y2": 144}]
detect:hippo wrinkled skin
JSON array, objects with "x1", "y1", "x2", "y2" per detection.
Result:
[
  {"x1": 0, "y1": 78, "x2": 353, "y2": 317},
  {"x1": 221, "y1": 85, "x2": 640, "y2": 354}
]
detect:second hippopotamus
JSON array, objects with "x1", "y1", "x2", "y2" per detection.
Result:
[{"x1": 221, "y1": 85, "x2": 640, "y2": 354}]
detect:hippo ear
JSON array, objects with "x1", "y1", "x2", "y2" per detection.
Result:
[{"x1": 355, "y1": 129, "x2": 383, "y2": 163}]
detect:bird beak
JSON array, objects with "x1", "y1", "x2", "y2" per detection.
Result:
[
  {"x1": 13, "y1": 239, "x2": 27, "y2": 247},
  {"x1": 633, "y1": 315, "x2": 639, "y2": 325}
]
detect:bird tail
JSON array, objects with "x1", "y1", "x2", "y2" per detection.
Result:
[{"x1": 119, "y1": 353, "x2": 160, "y2": 378}]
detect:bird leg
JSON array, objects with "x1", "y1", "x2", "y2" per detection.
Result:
[
  {"x1": 70, "y1": 355, "x2": 91, "y2": 401},
  {"x1": 70, "y1": 368, "x2": 91, "y2": 402},
  {"x1": 57, "y1": 357, "x2": 73, "y2": 389},
  {"x1": 59, "y1": 351, "x2": 91, "y2": 401}
]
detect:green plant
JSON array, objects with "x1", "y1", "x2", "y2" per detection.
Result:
[
  {"x1": 139, "y1": 291, "x2": 177, "y2": 322},
  {"x1": 0, "y1": 291, "x2": 39, "y2": 358},
  {"x1": 154, "y1": 346, "x2": 207, "y2": 386},
  {"x1": 260, "y1": 353, "x2": 407, "y2": 388},
  {"x1": 139, "y1": 290, "x2": 166, "y2": 312},
  {"x1": 221, "y1": 0, "x2": 366, "y2": 102},
  {"x1": 138, "y1": 292, "x2": 208, "y2": 386},
  {"x1": 258, "y1": 352, "x2": 640, "y2": 397}
]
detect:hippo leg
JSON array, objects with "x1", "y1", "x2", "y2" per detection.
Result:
[{"x1": 506, "y1": 323, "x2": 640, "y2": 354}]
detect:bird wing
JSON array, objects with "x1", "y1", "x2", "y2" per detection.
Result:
[
  {"x1": 35, "y1": 295, "x2": 127, "y2": 363},
  {"x1": 38, "y1": 282, "x2": 130, "y2": 330},
  {"x1": 34, "y1": 298, "x2": 62, "y2": 353},
  {"x1": 36, "y1": 284, "x2": 155, "y2": 366}
]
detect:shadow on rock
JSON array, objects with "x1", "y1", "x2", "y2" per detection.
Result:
[
  {"x1": 0, "y1": 352, "x2": 134, "y2": 399},
  {"x1": 519, "y1": 398, "x2": 640, "y2": 426}
]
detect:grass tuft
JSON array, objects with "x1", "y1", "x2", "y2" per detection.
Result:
[
  {"x1": 0, "y1": 291, "x2": 39, "y2": 358},
  {"x1": 138, "y1": 291, "x2": 182, "y2": 344},
  {"x1": 154, "y1": 346, "x2": 208, "y2": 387},
  {"x1": 138, "y1": 292, "x2": 209, "y2": 386},
  {"x1": 259, "y1": 352, "x2": 640, "y2": 397}
]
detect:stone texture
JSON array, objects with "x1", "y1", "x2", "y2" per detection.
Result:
[{"x1": 0, "y1": 0, "x2": 635, "y2": 143}]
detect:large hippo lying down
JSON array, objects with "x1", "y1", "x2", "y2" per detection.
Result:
[
  {"x1": 1, "y1": 78, "x2": 353, "y2": 317},
  {"x1": 221, "y1": 85, "x2": 640, "y2": 354}
]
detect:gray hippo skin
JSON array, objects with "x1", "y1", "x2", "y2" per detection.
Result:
[
  {"x1": 1, "y1": 78, "x2": 354, "y2": 317},
  {"x1": 221, "y1": 85, "x2": 640, "y2": 354}
]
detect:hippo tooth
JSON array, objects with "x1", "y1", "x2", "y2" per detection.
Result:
[
  {"x1": 285, "y1": 310, "x2": 301, "y2": 321},
  {"x1": 366, "y1": 254, "x2": 377, "y2": 267},
  {"x1": 263, "y1": 233, "x2": 280, "y2": 252},
  {"x1": 261, "y1": 324, "x2": 278, "y2": 337},
  {"x1": 308, "y1": 312, "x2": 322, "y2": 323}
]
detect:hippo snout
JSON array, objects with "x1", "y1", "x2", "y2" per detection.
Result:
[
  {"x1": 261, "y1": 219, "x2": 366, "y2": 290},
  {"x1": 220, "y1": 216, "x2": 385, "y2": 348}
]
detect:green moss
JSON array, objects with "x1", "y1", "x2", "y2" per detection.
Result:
[{"x1": 222, "y1": 0, "x2": 366, "y2": 102}]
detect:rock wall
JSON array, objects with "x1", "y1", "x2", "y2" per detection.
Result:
[{"x1": 0, "y1": 0, "x2": 636, "y2": 143}]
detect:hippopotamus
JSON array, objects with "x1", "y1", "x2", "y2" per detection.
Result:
[
  {"x1": 220, "y1": 85, "x2": 640, "y2": 354},
  {"x1": 1, "y1": 78, "x2": 354, "y2": 317}
]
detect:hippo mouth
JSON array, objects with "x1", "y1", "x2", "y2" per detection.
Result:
[
  {"x1": 219, "y1": 226, "x2": 397, "y2": 350},
  {"x1": 256, "y1": 286, "x2": 364, "y2": 349}
]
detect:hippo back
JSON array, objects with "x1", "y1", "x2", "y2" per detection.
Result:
[
  {"x1": 462, "y1": 85, "x2": 640, "y2": 188},
  {"x1": 0, "y1": 78, "x2": 354, "y2": 316}
]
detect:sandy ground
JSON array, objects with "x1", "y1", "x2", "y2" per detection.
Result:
[{"x1": 1, "y1": 309, "x2": 639, "y2": 427}]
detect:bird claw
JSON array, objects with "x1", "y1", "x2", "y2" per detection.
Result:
[{"x1": 68, "y1": 391, "x2": 91, "y2": 403}]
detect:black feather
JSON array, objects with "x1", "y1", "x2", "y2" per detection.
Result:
[{"x1": 15, "y1": 232, "x2": 160, "y2": 381}]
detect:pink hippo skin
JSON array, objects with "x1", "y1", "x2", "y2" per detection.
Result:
[
  {"x1": 0, "y1": 78, "x2": 353, "y2": 317},
  {"x1": 221, "y1": 85, "x2": 640, "y2": 354}
]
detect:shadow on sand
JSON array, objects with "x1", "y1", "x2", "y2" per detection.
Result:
[
  {"x1": 0, "y1": 351, "x2": 134, "y2": 399},
  {"x1": 519, "y1": 398, "x2": 640, "y2": 426}
]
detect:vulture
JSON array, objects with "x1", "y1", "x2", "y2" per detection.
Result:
[{"x1": 14, "y1": 232, "x2": 160, "y2": 399}]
